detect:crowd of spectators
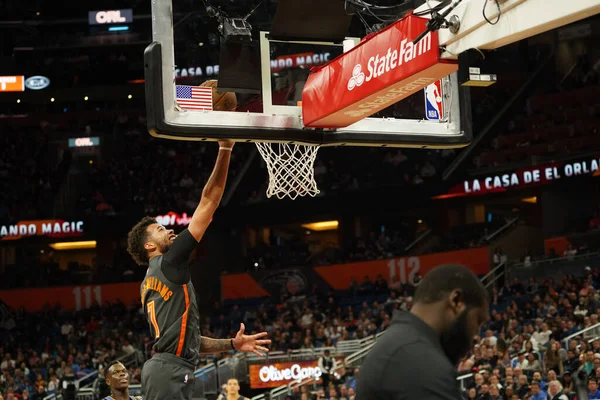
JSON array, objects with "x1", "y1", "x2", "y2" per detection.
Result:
[
  {"x1": 3, "y1": 249, "x2": 600, "y2": 400},
  {"x1": 456, "y1": 267, "x2": 600, "y2": 400},
  {"x1": 0, "y1": 300, "x2": 147, "y2": 400}
]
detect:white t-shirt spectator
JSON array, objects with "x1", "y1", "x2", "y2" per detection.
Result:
[
  {"x1": 47, "y1": 378, "x2": 59, "y2": 392},
  {"x1": 301, "y1": 312, "x2": 314, "y2": 327},
  {"x1": 486, "y1": 335, "x2": 498, "y2": 347},
  {"x1": 532, "y1": 329, "x2": 552, "y2": 347},
  {"x1": 0, "y1": 358, "x2": 15, "y2": 370},
  {"x1": 61, "y1": 323, "x2": 73, "y2": 336},
  {"x1": 122, "y1": 343, "x2": 135, "y2": 354}
]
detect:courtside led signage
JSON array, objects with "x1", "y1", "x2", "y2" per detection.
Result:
[
  {"x1": 0, "y1": 76, "x2": 24, "y2": 92},
  {"x1": 249, "y1": 361, "x2": 322, "y2": 389},
  {"x1": 88, "y1": 9, "x2": 133, "y2": 25},
  {"x1": 1, "y1": 220, "x2": 84, "y2": 241}
]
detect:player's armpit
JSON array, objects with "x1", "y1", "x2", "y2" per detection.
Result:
[{"x1": 199, "y1": 336, "x2": 234, "y2": 354}]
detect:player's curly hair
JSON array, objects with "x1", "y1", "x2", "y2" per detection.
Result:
[{"x1": 126, "y1": 216, "x2": 157, "y2": 265}]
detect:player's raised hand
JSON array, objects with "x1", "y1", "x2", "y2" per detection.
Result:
[
  {"x1": 218, "y1": 140, "x2": 235, "y2": 149},
  {"x1": 232, "y1": 323, "x2": 271, "y2": 357}
]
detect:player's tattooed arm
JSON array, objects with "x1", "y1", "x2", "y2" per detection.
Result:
[
  {"x1": 200, "y1": 324, "x2": 270, "y2": 356},
  {"x1": 200, "y1": 336, "x2": 234, "y2": 354}
]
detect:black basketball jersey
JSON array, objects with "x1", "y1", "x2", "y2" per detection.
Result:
[{"x1": 140, "y1": 237, "x2": 201, "y2": 366}]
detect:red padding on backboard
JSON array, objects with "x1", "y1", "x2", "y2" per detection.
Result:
[{"x1": 302, "y1": 15, "x2": 458, "y2": 129}]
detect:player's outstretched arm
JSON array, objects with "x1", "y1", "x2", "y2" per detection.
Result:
[
  {"x1": 200, "y1": 324, "x2": 271, "y2": 356},
  {"x1": 188, "y1": 140, "x2": 234, "y2": 242}
]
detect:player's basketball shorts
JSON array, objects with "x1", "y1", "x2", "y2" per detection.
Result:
[{"x1": 142, "y1": 353, "x2": 196, "y2": 400}]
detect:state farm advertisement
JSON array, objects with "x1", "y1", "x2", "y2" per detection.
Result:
[
  {"x1": 249, "y1": 361, "x2": 322, "y2": 389},
  {"x1": 439, "y1": 155, "x2": 600, "y2": 198},
  {"x1": 302, "y1": 15, "x2": 457, "y2": 128}
]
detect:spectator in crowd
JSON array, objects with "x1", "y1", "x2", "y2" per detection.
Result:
[
  {"x1": 61, "y1": 367, "x2": 78, "y2": 400},
  {"x1": 224, "y1": 379, "x2": 248, "y2": 400},
  {"x1": 529, "y1": 381, "x2": 546, "y2": 400},
  {"x1": 544, "y1": 342, "x2": 564, "y2": 375},
  {"x1": 547, "y1": 380, "x2": 568, "y2": 400},
  {"x1": 589, "y1": 378, "x2": 600, "y2": 400},
  {"x1": 317, "y1": 350, "x2": 337, "y2": 390}
]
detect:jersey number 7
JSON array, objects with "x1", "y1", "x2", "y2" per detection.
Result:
[{"x1": 147, "y1": 300, "x2": 161, "y2": 339}]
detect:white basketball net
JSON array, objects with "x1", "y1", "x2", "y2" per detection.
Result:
[{"x1": 255, "y1": 142, "x2": 320, "y2": 200}]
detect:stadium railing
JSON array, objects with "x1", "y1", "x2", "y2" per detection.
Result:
[
  {"x1": 251, "y1": 332, "x2": 387, "y2": 400},
  {"x1": 508, "y1": 251, "x2": 600, "y2": 282},
  {"x1": 246, "y1": 347, "x2": 338, "y2": 365},
  {"x1": 480, "y1": 261, "x2": 507, "y2": 290},
  {"x1": 484, "y1": 217, "x2": 519, "y2": 242},
  {"x1": 563, "y1": 321, "x2": 600, "y2": 348},
  {"x1": 218, "y1": 352, "x2": 249, "y2": 386}
]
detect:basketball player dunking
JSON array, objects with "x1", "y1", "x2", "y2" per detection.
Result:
[{"x1": 126, "y1": 141, "x2": 271, "y2": 400}]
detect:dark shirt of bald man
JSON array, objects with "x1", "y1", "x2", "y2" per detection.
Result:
[{"x1": 356, "y1": 264, "x2": 489, "y2": 400}]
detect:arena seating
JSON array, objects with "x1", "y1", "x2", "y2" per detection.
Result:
[
  {"x1": 472, "y1": 54, "x2": 600, "y2": 172},
  {"x1": 2, "y1": 244, "x2": 600, "y2": 400}
]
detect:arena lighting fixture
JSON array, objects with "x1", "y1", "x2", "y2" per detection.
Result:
[
  {"x1": 522, "y1": 196, "x2": 537, "y2": 204},
  {"x1": 109, "y1": 26, "x2": 129, "y2": 32},
  {"x1": 301, "y1": 220, "x2": 339, "y2": 231},
  {"x1": 49, "y1": 241, "x2": 97, "y2": 251},
  {"x1": 50, "y1": 97, "x2": 55, "y2": 102},
  {"x1": 84, "y1": 96, "x2": 89, "y2": 101},
  {"x1": 128, "y1": 94, "x2": 133, "y2": 99},
  {"x1": 16, "y1": 99, "x2": 20, "y2": 103}
]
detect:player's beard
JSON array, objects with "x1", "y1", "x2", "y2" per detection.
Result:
[
  {"x1": 157, "y1": 239, "x2": 172, "y2": 254},
  {"x1": 439, "y1": 307, "x2": 473, "y2": 366}
]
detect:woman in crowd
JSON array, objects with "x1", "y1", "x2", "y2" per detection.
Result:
[{"x1": 545, "y1": 341, "x2": 565, "y2": 376}]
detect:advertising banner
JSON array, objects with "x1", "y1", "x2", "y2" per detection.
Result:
[
  {"x1": 438, "y1": 155, "x2": 600, "y2": 199},
  {"x1": 0, "y1": 76, "x2": 24, "y2": 92},
  {"x1": 302, "y1": 15, "x2": 457, "y2": 128},
  {"x1": 0, "y1": 282, "x2": 141, "y2": 312},
  {"x1": 314, "y1": 247, "x2": 490, "y2": 290},
  {"x1": 1, "y1": 219, "x2": 85, "y2": 241},
  {"x1": 221, "y1": 247, "x2": 490, "y2": 299},
  {"x1": 249, "y1": 360, "x2": 322, "y2": 389}
]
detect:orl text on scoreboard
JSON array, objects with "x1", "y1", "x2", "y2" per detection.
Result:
[{"x1": 88, "y1": 9, "x2": 133, "y2": 25}]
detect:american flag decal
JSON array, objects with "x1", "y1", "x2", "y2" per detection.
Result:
[{"x1": 175, "y1": 85, "x2": 213, "y2": 111}]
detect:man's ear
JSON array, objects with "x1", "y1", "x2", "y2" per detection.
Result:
[
  {"x1": 448, "y1": 289, "x2": 465, "y2": 315},
  {"x1": 144, "y1": 241, "x2": 155, "y2": 251}
]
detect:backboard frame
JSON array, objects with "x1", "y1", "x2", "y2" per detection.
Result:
[{"x1": 145, "y1": 0, "x2": 473, "y2": 148}]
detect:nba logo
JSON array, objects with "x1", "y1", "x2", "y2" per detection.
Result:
[{"x1": 424, "y1": 80, "x2": 444, "y2": 121}]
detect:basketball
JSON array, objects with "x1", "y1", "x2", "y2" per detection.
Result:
[{"x1": 200, "y1": 80, "x2": 237, "y2": 111}]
